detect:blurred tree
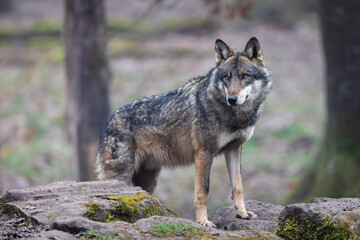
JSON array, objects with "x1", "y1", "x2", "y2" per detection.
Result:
[
  {"x1": 64, "y1": 0, "x2": 110, "y2": 181},
  {"x1": 293, "y1": 0, "x2": 360, "y2": 200},
  {"x1": 0, "y1": 0, "x2": 12, "y2": 13}
]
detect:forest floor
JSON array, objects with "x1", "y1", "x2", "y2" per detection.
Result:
[{"x1": 0, "y1": 1, "x2": 324, "y2": 220}]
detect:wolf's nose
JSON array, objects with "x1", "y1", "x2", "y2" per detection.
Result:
[{"x1": 227, "y1": 96, "x2": 237, "y2": 106}]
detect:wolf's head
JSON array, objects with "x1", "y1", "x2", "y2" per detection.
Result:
[{"x1": 213, "y1": 37, "x2": 271, "y2": 107}]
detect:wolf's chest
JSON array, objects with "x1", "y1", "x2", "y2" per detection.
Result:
[{"x1": 217, "y1": 126, "x2": 254, "y2": 150}]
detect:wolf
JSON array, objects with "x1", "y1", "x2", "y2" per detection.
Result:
[{"x1": 96, "y1": 37, "x2": 272, "y2": 227}]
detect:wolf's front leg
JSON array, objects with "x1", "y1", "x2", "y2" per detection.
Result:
[
  {"x1": 194, "y1": 149, "x2": 216, "y2": 227},
  {"x1": 225, "y1": 145, "x2": 257, "y2": 219}
]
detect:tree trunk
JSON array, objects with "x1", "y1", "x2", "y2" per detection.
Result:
[
  {"x1": 0, "y1": 0, "x2": 12, "y2": 13},
  {"x1": 64, "y1": 0, "x2": 110, "y2": 181},
  {"x1": 293, "y1": 0, "x2": 360, "y2": 201}
]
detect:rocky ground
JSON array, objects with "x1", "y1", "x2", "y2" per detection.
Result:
[
  {"x1": 0, "y1": 215, "x2": 46, "y2": 239},
  {"x1": 1, "y1": 181, "x2": 359, "y2": 239}
]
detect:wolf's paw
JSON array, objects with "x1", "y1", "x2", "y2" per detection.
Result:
[
  {"x1": 236, "y1": 210, "x2": 257, "y2": 220},
  {"x1": 198, "y1": 219, "x2": 216, "y2": 228}
]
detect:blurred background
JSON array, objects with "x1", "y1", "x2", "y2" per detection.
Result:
[{"x1": 0, "y1": 0, "x2": 358, "y2": 220}]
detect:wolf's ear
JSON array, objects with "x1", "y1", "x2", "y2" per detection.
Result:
[
  {"x1": 244, "y1": 37, "x2": 264, "y2": 66},
  {"x1": 215, "y1": 39, "x2": 233, "y2": 66}
]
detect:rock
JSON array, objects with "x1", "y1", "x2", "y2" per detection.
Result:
[
  {"x1": 53, "y1": 215, "x2": 281, "y2": 239},
  {"x1": 0, "y1": 180, "x2": 177, "y2": 226},
  {"x1": 134, "y1": 215, "x2": 223, "y2": 238},
  {"x1": 53, "y1": 216, "x2": 139, "y2": 238},
  {"x1": 134, "y1": 215, "x2": 282, "y2": 239},
  {"x1": 27, "y1": 230, "x2": 77, "y2": 240},
  {"x1": 276, "y1": 197, "x2": 360, "y2": 239},
  {"x1": 2, "y1": 181, "x2": 360, "y2": 239},
  {"x1": 209, "y1": 200, "x2": 284, "y2": 232},
  {"x1": 0, "y1": 214, "x2": 46, "y2": 239}
]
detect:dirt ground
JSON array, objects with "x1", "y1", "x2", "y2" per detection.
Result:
[{"x1": 0, "y1": 0, "x2": 324, "y2": 221}]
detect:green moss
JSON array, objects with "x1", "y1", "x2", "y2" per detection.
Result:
[
  {"x1": 83, "y1": 201, "x2": 104, "y2": 221},
  {"x1": 152, "y1": 223, "x2": 274, "y2": 239},
  {"x1": 107, "y1": 192, "x2": 151, "y2": 222},
  {"x1": 76, "y1": 230, "x2": 123, "y2": 240},
  {"x1": 83, "y1": 193, "x2": 178, "y2": 223},
  {"x1": 275, "y1": 216, "x2": 352, "y2": 240},
  {"x1": 108, "y1": 192, "x2": 151, "y2": 204},
  {"x1": 105, "y1": 213, "x2": 118, "y2": 223},
  {"x1": 152, "y1": 223, "x2": 194, "y2": 235},
  {"x1": 106, "y1": 192, "x2": 177, "y2": 223},
  {"x1": 151, "y1": 223, "x2": 214, "y2": 238}
]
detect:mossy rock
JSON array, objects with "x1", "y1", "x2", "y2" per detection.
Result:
[
  {"x1": 54, "y1": 216, "x2": 282, "y2": 239},
  {"x1": 83, "y1": 201, "x2": 106, "y2": 222},
  {"x1": 275, "y1": 198, "x2": 360, "y2": 240},
  {"x1": 133, "y1": 216, "x2": 282, "y2": 239},
  {"x1": 0, "y1": 181, "x2": 179, "y2": 226},
  {"x1": 83, "y1": 192, "x2": 179, "y2": 223},
  {"x1": 106, "y1": 192, "x2": 179, "y2": 223},
  {"x1": 151, "y1": 223, "x2": 197, "y2": 238},
  {"x1": 275, "y1": 216, "x2": 353, "y2": 240}
]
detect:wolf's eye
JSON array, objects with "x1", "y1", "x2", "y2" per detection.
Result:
[
  {"x1": 225, "y1": 72, "x2": 231, "y2": 80},
  {"x1": 241, "y1": 73, "x2": 249, "y2": 80}
]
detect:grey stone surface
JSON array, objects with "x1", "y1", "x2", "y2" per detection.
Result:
[
  {"x1": 27, "y1": 230, "x2": 77, "y2": 240},
  {"x1": 209, "y1": 200, "x2": 284, "y2": 232},
  {"x1": 2, "y1": 181, "x2": 360, "y2": 239},
  {"x1": 53, "y1": 215, "x2": 282, "y2": 239},
  {"x1": 134, "y1": 215, "x2": 222, "y2": 236},
  {"x1": 0, "y1": 215, "x2": 46, "y2": 239},
  {"x1": 0, "y1": 181, "x2": 283, "y2": 239},
  {"x1": 277, "y1": 197, "x2": 360, "y2": 239},
  {"x1": 0, "y1": 180, "x2": 176, "y2": 226},
  {"x1": 53, "y1": 216, "x2": 137, "y2": 237},
  {"x1": 134, "y1": 215, "x2": 282, "y2": 239}
]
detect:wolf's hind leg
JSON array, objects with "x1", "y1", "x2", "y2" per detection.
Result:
[
  {"x1": 225, "y1": 145, "x2": 257, "y2": 220},
  {"x1": 96, "y1": 140, "x2": 136, "y2": 185},
  {"x1": 132, "y1": 165, "x2": 161, "y2": 194}
]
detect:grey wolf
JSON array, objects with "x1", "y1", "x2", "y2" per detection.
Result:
[{"x1": 96, "y1": 37, "x2": 272, "y2": 227}]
